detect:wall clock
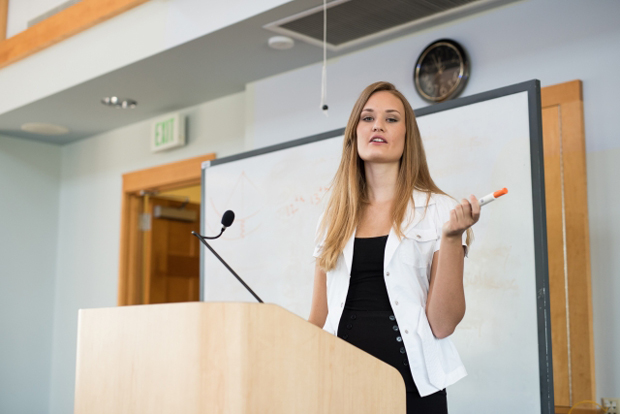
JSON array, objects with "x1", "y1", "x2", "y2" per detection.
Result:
[{"x1": 414, "y1": 39, "x2": 469, "y2": 103}]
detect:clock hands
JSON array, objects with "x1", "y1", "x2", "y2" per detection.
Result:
[{"x1": 414, "y1": 40, "x2": 468, "y2": 102}]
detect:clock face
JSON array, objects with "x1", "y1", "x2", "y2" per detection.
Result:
[{"x1": 414, "y1": 40, "x2": 469, "y2": 103}]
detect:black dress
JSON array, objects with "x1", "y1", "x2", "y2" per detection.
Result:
[{"x1": 337, "y1": 235, "x2": 448, "y2": 414}]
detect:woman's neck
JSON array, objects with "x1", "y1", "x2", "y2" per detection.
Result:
[{"x1": 364, "y1": 161, "x2": 399, "y2": 204}]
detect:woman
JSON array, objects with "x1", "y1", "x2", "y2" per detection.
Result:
[{"x1": 308, "y1": 81, "x2": 480, "y2": 413}]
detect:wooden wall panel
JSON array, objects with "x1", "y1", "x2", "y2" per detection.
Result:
[
  {"x1": 543, "y1": 105, "x2": 570, "y2": 406},
  {"x1": 561, "y1": 98, "x2": 595, "y2": 402},
  {"x1": 541, "y1": 80, "x2": 595, "y2": 411},
  {"x1": 542, "y1": 80, "x2": 582, "y2": 108}
]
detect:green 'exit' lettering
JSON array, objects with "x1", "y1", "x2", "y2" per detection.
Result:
[{"x1": 155, "y1": 119, "x2": 175, "y2": 147}]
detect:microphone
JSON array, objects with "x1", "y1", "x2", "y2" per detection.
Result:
[
  {"x1": 199, "y1": 210, "x2": 235, "y2": 240},
  {"x1": 192, "y1": 210, "x2": 263, "y2": 303},
  {"x1": 221, "y1": 210, "x2": 234, "y2": 227}
]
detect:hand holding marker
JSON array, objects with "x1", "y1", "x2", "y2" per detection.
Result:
[{"x1": 478, "y1": 188, "x2": 508, "y2": 207}]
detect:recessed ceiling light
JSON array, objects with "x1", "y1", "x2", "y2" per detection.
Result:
[
  {"x1": 101, "y1": 96, "x2": 137, "y2": 109},
  {"x1": 21, "y1": 122, "x2": 69, "y2": 135},
  {"x1": 268, "y1": 36, "x2": 294, "y2": 50}
]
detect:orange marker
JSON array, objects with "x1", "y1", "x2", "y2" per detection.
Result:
[{"x1": 478, "y1": 188, "x2": 508, "y2": 207}]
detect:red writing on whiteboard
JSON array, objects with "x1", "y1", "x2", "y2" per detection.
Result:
[{"x1": 282, "y1": 186, "x2": 330, "y2": 216}]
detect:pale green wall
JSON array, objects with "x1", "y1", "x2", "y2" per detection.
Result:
[{"x1": 0, "y1": 134, "x2": 61, "y2": 414}]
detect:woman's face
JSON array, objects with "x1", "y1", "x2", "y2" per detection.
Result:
[{"x1": 356, "y1": 91, "x2": 406, "y2": 165}]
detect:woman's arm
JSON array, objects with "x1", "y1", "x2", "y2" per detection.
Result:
[
  {"x1": 426, "y1": 238, "x2": 466, "y2": 339},
  {"x1": 425, "y1": 195, "x2": 480, "y2": 339},
  {"x1": 308, "y1": 262, "x2": 328, "y2": 328}
]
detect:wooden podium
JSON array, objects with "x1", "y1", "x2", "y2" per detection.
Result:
[{"x1": 74, "y1": 302, "x2": 406, "y2": 413}]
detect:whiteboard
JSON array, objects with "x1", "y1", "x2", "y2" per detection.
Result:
[{"x1": 201, "y1": 81, "x2": 552, "y2": 414}]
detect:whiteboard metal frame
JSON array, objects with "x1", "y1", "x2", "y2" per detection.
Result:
[{"x1": 200, "y1": 79, "x2": 553, "y2": 414}]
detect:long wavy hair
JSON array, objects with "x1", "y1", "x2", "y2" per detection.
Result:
[{"x1": 317, "y1": 81, "x2": 472, "y2": 271}]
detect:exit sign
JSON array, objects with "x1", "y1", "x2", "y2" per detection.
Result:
[{"x1": 151, "y1": 113, "x2": 185, "y2": 152}]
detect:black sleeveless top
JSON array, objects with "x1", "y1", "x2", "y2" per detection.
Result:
[{"x1": 343, "y1": 235, "x2": 391, "y2": 311}]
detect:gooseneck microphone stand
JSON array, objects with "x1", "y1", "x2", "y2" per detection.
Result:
[{"x1": 192, "y1": 211, "x2": 263, "y2": 303}]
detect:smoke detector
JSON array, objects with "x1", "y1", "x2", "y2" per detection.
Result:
[{"x1": 268, "y1": 35, "x2": 295, "y2": 50}]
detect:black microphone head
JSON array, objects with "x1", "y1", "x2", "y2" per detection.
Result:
[{"x1": 221, "y1": 210, "x2": 235, "y2": 228}]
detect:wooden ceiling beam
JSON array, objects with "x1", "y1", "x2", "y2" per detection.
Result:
[{"x1": 0, "y1": 0, "x2": 8, "y2": 42}]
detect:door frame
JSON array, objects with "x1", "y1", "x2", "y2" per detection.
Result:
[{"x1": 117, "y1": 153, "x2": 215, "y2": 306}]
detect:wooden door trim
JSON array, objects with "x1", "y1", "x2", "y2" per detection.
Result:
[
  {"x1": 118, "y1": 153, "x2": 215, "y2": 306},
  {"x1": 541, "y1": 80, "x2": 595, "y2": 409},
  {"x1": 0, "y1": 0, "x2": 148, "y2": 69}
]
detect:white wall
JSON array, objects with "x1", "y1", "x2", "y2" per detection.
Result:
[
  {"x1": 0, "y1": 135, "x2": 61, "y2": 414},
  {"x1": 249, "y1": 1, "x2": 619, "y2": 153},
  {"x1": 246, "y1": 0, "x2": 620, "y2": 400},
  {"x1": 0, "y1": 0, "x2": 291, "y2": 115},
  {"x1": 48, "y1": 91, "x2": 246, "y2": 414},
  {"x1": 587, "y1": 147, "x2": 620, "y2": 395}
]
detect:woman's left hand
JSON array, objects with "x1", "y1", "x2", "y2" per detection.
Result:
[{"x1": 442, "y1": 195, "x2": 480, "y2": 238}]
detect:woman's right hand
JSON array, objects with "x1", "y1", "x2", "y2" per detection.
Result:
[{"x1": 441, "y1": 195, "x2": 480, "y2": 239}]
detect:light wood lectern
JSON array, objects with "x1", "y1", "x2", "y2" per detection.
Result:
[{"x1": 74, "y1": 302, "x2": 406, "y2": 413}]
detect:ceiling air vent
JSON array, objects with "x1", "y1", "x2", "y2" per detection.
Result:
[{"x1": 264, "y1": 0, "x2": 514, "y2": 51}]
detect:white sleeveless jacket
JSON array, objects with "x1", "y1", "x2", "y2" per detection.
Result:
[{"x1": 314, "y1": 191, "x2": 468, "y2": 397}]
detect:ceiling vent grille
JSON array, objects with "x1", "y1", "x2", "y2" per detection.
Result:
[{"x1": 265, "y1": 0, "x2": 509, "y2": 51}]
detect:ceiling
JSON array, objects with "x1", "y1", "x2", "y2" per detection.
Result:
[{"x1": 0, "y1": 0, "x2": 517, "y2": 145}]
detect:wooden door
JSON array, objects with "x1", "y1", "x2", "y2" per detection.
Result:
[
  {"x1": 118, "y1": 154, "x2": 214, "y2": 306},
  {"x1": 144, "y1": 197, "x2": 201, "y2": 304}
]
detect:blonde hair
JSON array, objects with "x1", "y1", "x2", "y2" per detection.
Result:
[{"x1": 317, "y1": 81, "x2": 472, "y2": 271}]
